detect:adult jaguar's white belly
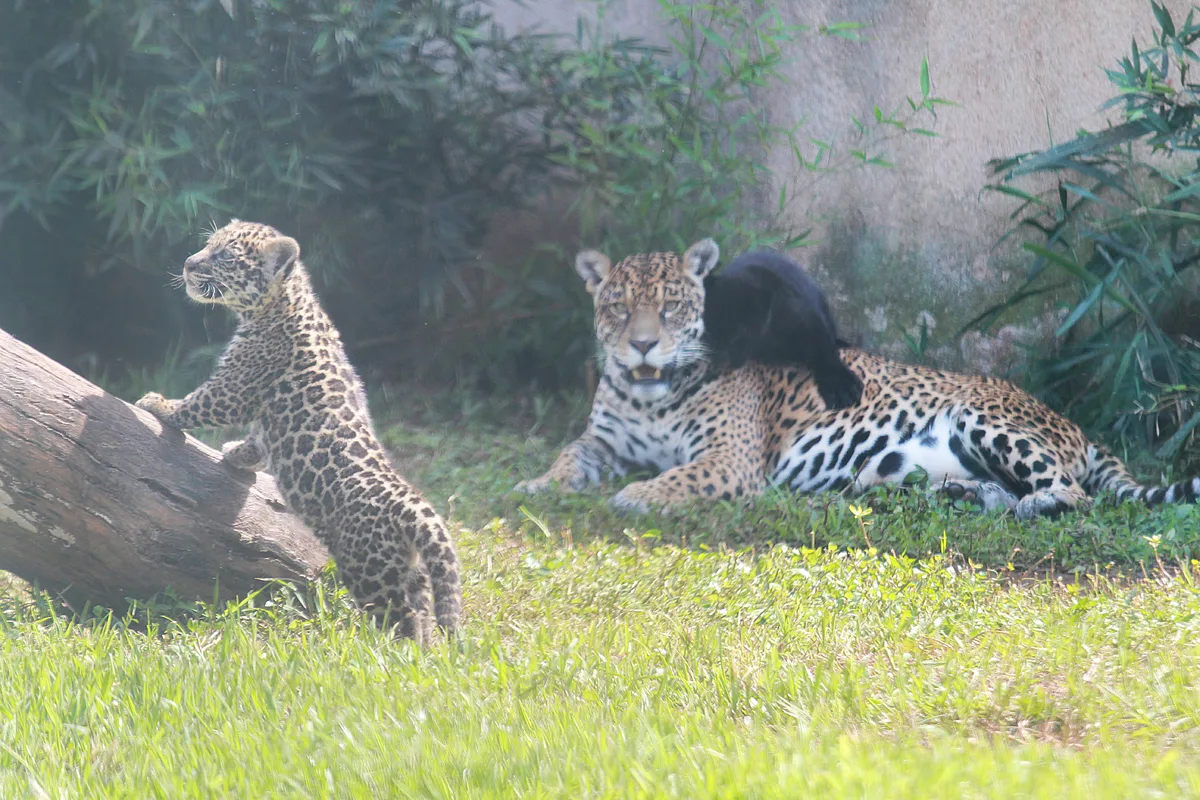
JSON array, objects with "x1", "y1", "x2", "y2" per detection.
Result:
[{"x1": 771, "y1": 408, "x2": 977, "y2": 493}]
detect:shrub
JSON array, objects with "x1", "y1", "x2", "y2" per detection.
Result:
[
  {"x1": 0, "y1": 0, "x2": 565, "y2": 367},
  {"x1": 977, "y1": 1, "x2": 1200, "y2": 466},
  {"x1": 0, "y1": 0, "x2": 945, "y2": 395},
  {"x1": 428, "y1": 0, "x2": 948, "y2": 392}
]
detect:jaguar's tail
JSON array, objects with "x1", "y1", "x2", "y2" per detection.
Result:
[{"x1": 1083, "y1": 445, "x2": 1200, "y2": 506}]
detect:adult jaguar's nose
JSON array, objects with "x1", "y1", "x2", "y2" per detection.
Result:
[
  {"x1": 183, "y1": 253, "x2": 203, "y2": 274},
  {"x1": 630, "y1": 338, "x2": 658, "y2": 356}
]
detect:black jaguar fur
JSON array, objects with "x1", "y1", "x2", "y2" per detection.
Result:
[{"x1": 702, "y1": 249, "x2": 864, "y2": 409}]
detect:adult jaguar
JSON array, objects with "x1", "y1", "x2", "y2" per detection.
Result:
[
  {"x1": 514, "y1": 238, "x2": 1200, "y2": 519},
  {"x1": 136, "y1": 219, "x2": 461, "y2": 642}
]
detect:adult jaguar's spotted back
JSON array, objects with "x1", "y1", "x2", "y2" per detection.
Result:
[{"x1": 515, "y1": 238, "x2": 1200, "y2": 519}]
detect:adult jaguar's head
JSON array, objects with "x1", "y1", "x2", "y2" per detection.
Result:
[
  {"x1": 179, "y1": 219, "x2": 301, "y2": 313},
  {"x1": 575, "y1": 238, "x2": 720, "y2": 402}
]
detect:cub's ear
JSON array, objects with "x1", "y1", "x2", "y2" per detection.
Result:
[
  {"x1": 574, "y1": 249, "x2": 612, "y2": 295},
  {"x1": 262, "y1": 236, "x2": 300, "y2": 280},
  {"x1": 683, "y1": 238, "x2": 720, "y2": 280}
]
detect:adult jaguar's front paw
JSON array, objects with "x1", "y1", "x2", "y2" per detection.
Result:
[
  {"x1": 609, "y1": 484, "x2": 666, "y2": 515},
  {"x1": 135, "y1": 392, "x2": 178, "y2": 422},
  {"x1": 938, "y1": 479, "x2": 1019, "y2": 513},
  {"x1": 513, "y1": 476, "x2": 554, "y2": 496}
]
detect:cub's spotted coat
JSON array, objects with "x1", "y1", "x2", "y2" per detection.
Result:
[
  {"x1": 516, "y1": 239, "x2": 1200, "y2": 519},
  {"x1": 137, "y1": 219, "x2": 461, "y2": 642}
]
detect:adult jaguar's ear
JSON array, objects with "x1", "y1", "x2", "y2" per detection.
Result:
[
  {"x1": 574, "y1": 249, "x2": 612, "y2": 295},
  {"x1": 683, "y1": 238, "x2": 720, "y2": 280},
  {"x1": 263, "y1": 236, "x2": 300, "y2": 281}
]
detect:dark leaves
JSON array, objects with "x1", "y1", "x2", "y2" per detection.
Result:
[{"x1": 975, "y1": 3, "x2": 1200, "y2": 465}]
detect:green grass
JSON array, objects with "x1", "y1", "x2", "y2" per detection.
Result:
[
  {"x1": 7, "y1": 386, "x2": 1200, "y2": 797},
  {"x1": 375, "y1": 388, "x2": 1200, "y2": 574}
]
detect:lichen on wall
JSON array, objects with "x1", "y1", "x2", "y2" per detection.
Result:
[{"x1": 801, "y1": 211, "x2": 1069, "y2": 375}]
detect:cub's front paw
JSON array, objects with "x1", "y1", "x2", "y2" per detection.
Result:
[
  {"x1": 221, "y1": 440, "x2": 266, "y2": 472},
  {"x1": 135, "y1": 392, "x2": 177, "y2": 421}
]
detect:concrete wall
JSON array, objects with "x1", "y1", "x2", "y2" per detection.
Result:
[{"x1": 491, "y1": 0, "x2": 1190, "y2": 372}]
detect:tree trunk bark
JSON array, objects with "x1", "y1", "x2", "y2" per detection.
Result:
[{"x1": 0, "y1": 327, "x2": 329, "y2": 612}]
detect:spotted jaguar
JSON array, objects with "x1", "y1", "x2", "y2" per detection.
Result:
[{"x1": 515, "y1": 238, "x2": 1200, "y2": 519}]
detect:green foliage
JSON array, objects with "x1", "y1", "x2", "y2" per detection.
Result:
[
  {"x1": 545, "y1": 3, "x2": 947, "y2": 257},
  {"x1": 0, "y1": 0, "x2": 946, "y2": 394},
  {"x1": 441, "y1": 0, "x2": 949, "y2": 391},
  {"x1": 2, "y1": 0, "x2": 556, "y2": 275},
  {"x1": 0, "y1": 0, "x2": 567, "y2": 367},
  {"x1": 977, "y1": 2, "x2": 1200, "y2": 465},
  {"x1": 82, "y1": 340, "x2": 226, "y2": 404},
  {"x1": 547, "y1": 0, "x2": 809, "y2": 258}
]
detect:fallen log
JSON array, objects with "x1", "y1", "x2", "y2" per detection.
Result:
[{"x1": 0, "y1": 327, "x2": 329, "y2": 612}]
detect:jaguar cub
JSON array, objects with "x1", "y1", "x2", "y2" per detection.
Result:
[{"x1": 136, "y1": 219, "x2": 461, "y2": 642}]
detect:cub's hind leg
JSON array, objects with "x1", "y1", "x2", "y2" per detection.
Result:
[{"x1": 341, "y1": 550, "x2": 434, "y2": 645}]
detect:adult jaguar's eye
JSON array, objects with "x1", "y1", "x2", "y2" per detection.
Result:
[
  {"x1": 609, "y1": 301, "x2": 629, "y2": 317},
  {"x1": 662, "y1": 300, "x2": 682, "y2": 314}
]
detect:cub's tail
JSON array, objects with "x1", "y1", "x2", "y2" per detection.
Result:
[{"x1": 1083, "y1": 445, "x2": 1200, "y2": 506}]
